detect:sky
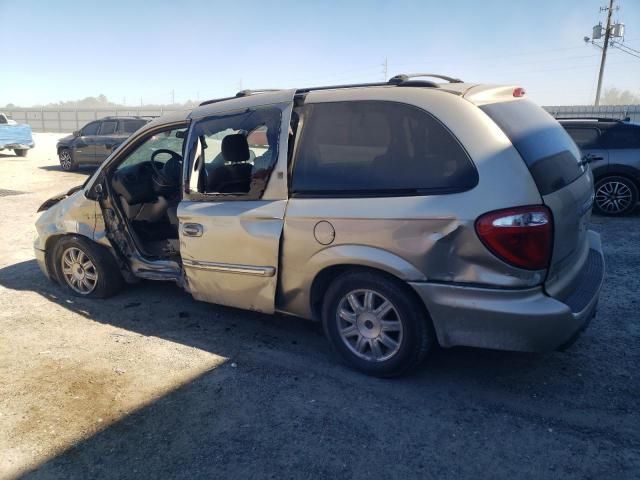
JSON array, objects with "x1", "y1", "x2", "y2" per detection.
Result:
[{"x1": 0, "y1": 0, "x2": 639, "y2": 107}]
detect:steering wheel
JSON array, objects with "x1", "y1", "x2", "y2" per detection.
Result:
[{"x1": 150, "y1": 149, "x2": 183, "y2": 188}]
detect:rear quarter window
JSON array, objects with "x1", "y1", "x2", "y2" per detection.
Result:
[
  {"x1": 120, "y1": 119, "x2": 147, "y2": 134},
  {"x1": 602, "y1": 125, "x2": 640, "y2": 149},
  {"x1": 291, "y1": 100, "x2": 477, "y2": 196},
  {"x1": 480, "y1": 100, "x2": 586, "y2": 196}
]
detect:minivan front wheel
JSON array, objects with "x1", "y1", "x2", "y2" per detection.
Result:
[
  {"x1": 59, "y1": 149, "x2": 77, "y2": 171},
  {"x1": 594, "y1": 176, "x2": 638, "y2": 215},
  {"x1": 53, "y1": 236, "x2": 123, "y2": 298},
  {"x1": 322, "y1": 271, "x2": 434, "y2": 377}
]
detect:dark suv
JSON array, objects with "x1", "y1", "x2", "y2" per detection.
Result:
[
  {"x1": 559, "y1": 118, "x2": 640, "y2": 215},
  {"x1": 56, "y1": 116, "x2": 150, "y2": 171}
]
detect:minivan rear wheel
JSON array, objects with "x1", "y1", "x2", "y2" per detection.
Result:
[
  {"x1": 594, "y1": 176, "x2": 638, "y2": 215},
  {"x1": 322, "y1": 271, "x2": 434, "y2": 377}
]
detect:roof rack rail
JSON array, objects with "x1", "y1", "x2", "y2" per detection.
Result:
[
  {"x1": 554, "y1": 116, "x2": 625, "y2": 122},
  {"x1": 296, "y1": 81, "x2": 392, "y2": 94},
  {"x1": 199, "y1": 95, "x2": 244, "y2": 107},
  {"x1": 199, "y1": 89, "x2": 282, "y2": 106},
  {"x1": 235, "y1": 89, "x2": 281, "y2": 97},
  {"x1": 199, "y1": 74, "x2": 462, "y2": 106},
  {"x1": 389, "y1": 73, "x2": 464, "y2": 84}
]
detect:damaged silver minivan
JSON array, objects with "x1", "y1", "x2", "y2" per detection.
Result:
[{"x1": 35, "y1": 75, "x2": 605, "y2": 377}]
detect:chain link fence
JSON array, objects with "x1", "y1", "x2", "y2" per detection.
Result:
[{"x1": 3, "y1": 104, "x2": 639, "y2": 133}]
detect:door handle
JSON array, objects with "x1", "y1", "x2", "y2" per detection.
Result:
[{"x1": 182, "y1": 223, "x2": 203, "y2": 237}]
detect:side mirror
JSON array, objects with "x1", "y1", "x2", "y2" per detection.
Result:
[
  {"x1": 85, "y1": 181, "x2": 103, "y2": 201},
  {"x1": 73, "y1": 130, "x2": 80, "y2": 137}
]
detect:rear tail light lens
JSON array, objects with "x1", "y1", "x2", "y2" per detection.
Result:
[
  {"x1": 513, "y1": 87, "x2": 526, "y2": 97},
  {"x1": 475, "y1": 206, "x2": 553, "y2": 270}
]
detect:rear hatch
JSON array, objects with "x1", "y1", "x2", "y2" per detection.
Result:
[{"x1": 478, "y1": 98, "x2": 594, "y2": 296}]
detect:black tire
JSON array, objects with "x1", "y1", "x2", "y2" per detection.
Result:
[
  {"x1": 594, "y1": 176, "x2": 639, "y2": 216},
  {"x1": 322, "y1": 270, "x2": 434, "y2": 377},
  {"x1": 58, "y1": 148, "x2": 77, "y2": 171},
  {"x1": 52, "y1": 235, "x2": 124, "y2": 298},
  {"x1": 14, "y1": 149, "x2": 28, "y2": 157}
]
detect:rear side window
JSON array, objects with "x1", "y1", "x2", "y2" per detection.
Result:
[
  {"x1": 564, "y1": 127, "x2": 601, "y2": 149},
  {"x1": 291, "y1": 101, "x2": 477, "y2": 196},
  {"x1": 602, "y1": 126, "x2": 640, "y2": 149},
  {"x1": 481, "y1": 100, "x2": 585, "y2": 196},
  {"x1": 98, "y1": 120, "x2": 118, "y2": 135},
  {"x1": 120, "y1": 119, "x2": 146, "y2": 134}
]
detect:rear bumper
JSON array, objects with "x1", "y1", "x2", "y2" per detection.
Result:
[
  {"x1": 0, "y1": 143, "x2": 34, "y2": 150},
  {"x1": 410, "y1": 231, "x2": 604, "y2": 352}
]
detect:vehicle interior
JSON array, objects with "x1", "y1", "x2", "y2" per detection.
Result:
[
  {"x1": 109, "y1": 127, "x2": 187, "y2": 258},
  {"x1": 107, "y1": 117, "x2": 282, "y2": 260}
]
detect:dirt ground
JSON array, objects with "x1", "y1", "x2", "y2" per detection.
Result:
[{"x1": 1, "y1": 134, "x2": 639, "y2": 479}]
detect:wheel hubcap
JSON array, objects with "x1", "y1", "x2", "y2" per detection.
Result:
[
  {"x1": 596, "y1": 181, "x2": 632, "y2": 213},
  {"x1": 60, "y1": 152, "x2": 72, "y2": 169},
  {"x1": 336, "y1": 289, "x2": 403, "y2": 362},
  {"x1": 61, "y1": 247, "x2": 98, "y2": 294}
]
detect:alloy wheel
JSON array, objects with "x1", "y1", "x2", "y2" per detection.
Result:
[
  {"x1": 336, "y1": 289, "x2": 403, "y2": 362},
  {"x1": 60, "y1": 247, "x2": 98, "y2": 294},
  {"x1": 595, "y1": 180, "x2": 633, "y2": 214},
  {"x1": 59, "y1": 151, "x2": 73, "y2": 170}
]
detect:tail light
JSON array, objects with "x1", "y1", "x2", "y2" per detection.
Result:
[
  {"x1": 513, "y1": 87, "x2": 526, "y2": 97},
  {"x1": 475, "y1": 206, "x2": 553, "y2": 270}
]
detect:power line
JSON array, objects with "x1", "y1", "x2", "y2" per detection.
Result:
[
  {"x1": 612, "y1": 41, "x2": 640, "y2": 55},
  {"x1": 612, "y1": 44, "x2": 640, "y2": 59}
]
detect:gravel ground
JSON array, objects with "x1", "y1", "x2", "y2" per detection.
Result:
[{"x1": 0, "y1": 135, "x2": 639, "y2": 479}]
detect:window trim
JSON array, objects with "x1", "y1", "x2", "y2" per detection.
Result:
[
  {"x1": 98, "y1": 120, "x2": 119, "y2": 136},
  {"x1": 289, "y1": 100, "x2": 478, "y2": 198},
  {"x1": 183, "y1": 106, "x2": 285, "y2": 202},
  {"x1": 81, "y1": 120, "x2": 101, "y2": 136}
]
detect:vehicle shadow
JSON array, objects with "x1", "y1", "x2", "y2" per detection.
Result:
[
  {"x1": 0, "y1": 259, "x2": 565, "y2": 388},
  {"x1": 1, "y1": 259, "x2": 600, "y2": 479}
]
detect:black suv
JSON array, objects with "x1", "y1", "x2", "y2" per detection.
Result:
[
  {"x1": 559, "y1": 118, "x2": 640, "y2": 215},
  {"x1": 56, "y1": 116, "x2": 150, "y2": 171}
]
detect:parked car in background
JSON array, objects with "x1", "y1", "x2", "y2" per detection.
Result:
[
  {"x1": 35, "y1": 76, "x2": 604, "y2": 377},
  {"x1": 0, "y1": 113, "x2": 34, "y2": 157},
  {"x1": 0, "y1": 113, "x2": 17, "y2": 125},
  {"x1": 559, "y1": 118, "x2": 640, "y2": 215},
  {"x1": 56, "y1": 116, "x2": 150, "y2": 171}
]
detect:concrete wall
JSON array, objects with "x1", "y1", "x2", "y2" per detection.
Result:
[
  {"x1": 543, "y1": 104, "x2": 640, "y2": 122},
  {"x1": 3, "y1": 108, "x2": 184, "y2": 133},
  {"x1": 3, "y1": 104, "x2": 639, "y2": 133}
]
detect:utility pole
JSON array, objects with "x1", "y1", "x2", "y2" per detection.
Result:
[
  {"x1": 595, "y1": 0, "x2": 615, "y2": 106},
  {"x1": 170, "y1": 89, "x2": 175, "y2": 104},
  {"x1": 382, "y1": 57, "x2": 388, "y2": 81}
]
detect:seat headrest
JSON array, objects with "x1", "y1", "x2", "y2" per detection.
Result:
[{"x1": 222, "y1": 134, "x2": 250, "y2": 163}]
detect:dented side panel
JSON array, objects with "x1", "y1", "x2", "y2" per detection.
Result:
[
  {"x1": 278, "y1": 87, "x2": 546, "y2": 320},
  {"x1": 34, "y1": 190, "x2": 100, "y2": 251}
]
